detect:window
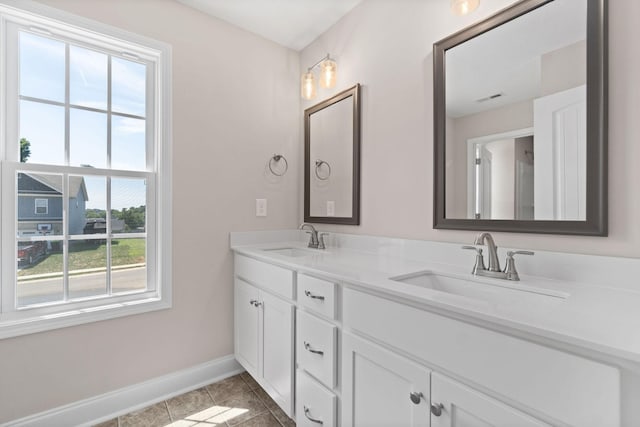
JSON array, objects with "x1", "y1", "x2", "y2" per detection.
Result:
[
  {"x1": 0, "y1": 2, "x2": 172, "y2": 338},
  {"x1": 34, "y1": 198, "x2": 48, "y2": 214}
]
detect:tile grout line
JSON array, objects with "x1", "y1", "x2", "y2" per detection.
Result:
[
  {"x1": 164, "y1": 400, "x2": 173, "y2": 423},
  {"x1": 242, "y1": 375, "x2": 288, "y2": 427}
]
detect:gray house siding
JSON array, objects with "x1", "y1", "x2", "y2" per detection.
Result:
[
  {"x1": 18, "y1": 195, "x2": 64, "y2": 221},
  {"x1": 68, "y1": 191, "x2": 87, "y2": 235},
  {"x1": 17, "y1": 173, "x2": 88, "y2": 236}
]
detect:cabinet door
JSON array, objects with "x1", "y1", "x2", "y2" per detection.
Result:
[
  {"x1": 431, "y1": 373, "x2": 550, "y2": 427},
  {"x1": 261, "y1": 291, "x2": 294, "y2": 416},
  {"x1": 342, "y1": 332, "x2": 431, "y2": 427},
  {"x1": 234, "y1": 278, "x2": 260, "y2": 375}
]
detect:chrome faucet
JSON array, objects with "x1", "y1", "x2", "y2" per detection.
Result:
[
  {"x1": 299, "y1": 223, "x2": 320, "y2": 249},
  {"x1": 474, "y1": 232, "x2": 501, "y2": 272},
  {"x1": 463, "y1": 232, "x2": 534, "y2": 281}
]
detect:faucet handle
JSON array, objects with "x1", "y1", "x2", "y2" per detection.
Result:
[
  {"x1": 462, "y1": 246, "x2": 486, "y2": 274},
  {"x1": 304, "y1": 230, "x2": 319, "y2": 248},
  {"x1": 318, "y1": 232, "x2": 329, "y2": 250},
  {"x1": 504, "y1": 250, "x2": 534, "y2": 281},
  {"x1": 507, "y1": 250, "x2": 534, "y2": 257}
]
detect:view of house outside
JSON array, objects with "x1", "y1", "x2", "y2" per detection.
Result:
[{"x1": 15, "y1": 30, "x2": 149, "y2": 306}]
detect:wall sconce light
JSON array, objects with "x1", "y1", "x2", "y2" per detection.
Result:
[
  {"x1": 451, "y1": 0, "x2": 480, "y2": 16},
  {"x1": 301, "y1": 54, "x2": 337, "y2": 100}
]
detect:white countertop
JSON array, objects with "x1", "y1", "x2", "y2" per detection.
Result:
[{"x1": 231, "y1": 233, "x2": 640, "y2": 367}]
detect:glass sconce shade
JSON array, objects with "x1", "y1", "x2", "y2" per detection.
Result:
[
  {"x1": 451, "y1": 0, "x2": 480, "y2": 16},
  {"x1": 319, "y1": 58, "x2": 337, "y2": 89},
  {"x1": 301, "y1": 70, "x2": 316, "y2": 100}
]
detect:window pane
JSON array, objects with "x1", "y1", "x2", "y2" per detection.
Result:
[
  {"x1": 68, "y1": 240, "x2": 107, "y2": 299},
  {"x1": 69, "y1": 175, "x2": 106, "y2": 236},
  {"x1": 112, "y1": 116, "x2": 146, "y2": 171},
  {"x1": 70, "y1": 45, "x2": 107, "y2": 110},
  {"x1": 19, "y1": 31, "x2": 65, "y2": 102},
  {"x1": 17, "y1": 172, "x2": 64, "y2": 237},
  {"x1": 112, "y1": 57, "x2": 146, "y2": 116},
  {"x1": 17, "y1": 240, "x2": 63, "y2": 307},
  {"x1": 70, "y1": 108, "x2": 107, "y2": 168},
  {"x1": 112, "y1": 178, "x2": 146, "y2": 233},
  {"x1": 112, "y1": 238, "x2": 146, "y2": 293},
  {"x1": 20, "y1": 100, "x2": 65, "y2": 165}
]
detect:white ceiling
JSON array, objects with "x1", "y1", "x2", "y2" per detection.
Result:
[
  {"x1": 176, "y1": 0, "x2": 363, "y2": 51},
  {"x1": 446, "y1": 0, "x2": 587, "y2": 117}
]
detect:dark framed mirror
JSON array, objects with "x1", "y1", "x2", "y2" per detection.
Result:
[
  {"x1": 433, "y1": 0, "x2": 607, "y2": 235},
  {"x1": 304, "y1": 84, "x2": 361, "y2": 225}
]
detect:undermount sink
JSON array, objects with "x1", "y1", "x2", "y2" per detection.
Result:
[
  {"x1": 389, "y1": 271, "x2": 569, "y2": 301},
  {"x1": 262, "y1": 247, "x2": 318, "y2": 257}
]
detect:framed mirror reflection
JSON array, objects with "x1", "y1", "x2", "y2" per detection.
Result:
[
  {"x1": 304, "y1": 84, "x2": 361, "y2": 225},
  {"x1": 433, "y1": 0, "x2": 607, "y2": 235}
]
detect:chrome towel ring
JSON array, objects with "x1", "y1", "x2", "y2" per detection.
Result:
[
  {"x1": 268, "y1": 154, "x2": 288, "y2": 176},
  {"x1": 315, "y1": 159, "x2": 331, "y2": 180}
]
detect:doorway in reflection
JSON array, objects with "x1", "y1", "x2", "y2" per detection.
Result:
[{"x1": 470, "y1": 133, "x2": 534, "y2": 221}]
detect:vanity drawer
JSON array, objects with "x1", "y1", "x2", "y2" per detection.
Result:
[
  {"x1": 342, "y1": 287, "x2": 620, "y2": 427},
  {"x1": 235, "y1": 254, "x2": 294, "y2": 299},
  {"x1": 296, "y1": 369, "x2": 336, "y2": 427},
  {"x1": 298, "y1": 274, "x2": 337, "y2": 319},
  {"x1": 297, "y1": 310, "x2": 337, "y2": 389}
]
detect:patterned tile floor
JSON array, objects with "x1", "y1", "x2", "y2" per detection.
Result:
[{"x1": 94, "y1": 372, "x2": 295, "y2": 427}]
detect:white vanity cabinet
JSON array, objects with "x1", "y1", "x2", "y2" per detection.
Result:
[
  {"x1": 430, "y1": 373, "x2": 549, "y2": 427},
  {"x1": 233, "y1": 246, "x2": 626, "y2": 427},
  {"x1": 342, "y1": 332, "x2": 431, "y2": 427},
  {"x1": 234, "y1": 255, "x2": 295, "y2": 416},
  {"x1": 342, "y1": 330, "x2": 550, "y2": 427},
  {"x1": 342, "y1": 287, "x2": 620, "y2": 427},
  {"x1": 296, "y1": 273, "x2": 340, "y2": 426}
]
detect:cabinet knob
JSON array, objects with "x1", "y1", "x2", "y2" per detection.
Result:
[
  {"x1": 249, "y1": 299, "x2": 257, "y2": 306},
  {"x1": 254, "y1": 301, "x2": 263, "y2": 307},
  {"x1": 303, "y1": 405, "x2": 323, "y2": 424},
  {"x1": 430, "y1": 402, "x2": 444, "y2": 417},
  {"x1": 409, "y1": 391, "x2": 423, "y2": 405}
]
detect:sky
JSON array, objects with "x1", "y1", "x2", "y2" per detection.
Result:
[{"x1": 18, "y1": 31, "x2": 147, "y2": 210}]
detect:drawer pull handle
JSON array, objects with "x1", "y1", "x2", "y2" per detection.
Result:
[
  {"x1": 430, "y1": 402, "x2": 444, "y2": 417},
  {"x1": 304, "y1": 290, "x2": 325, "y2": 301},
  {"x1": 304, "y1": 405, "x2": 323, "y2": 424},
  {"x1": 409, "y1": 391, "x2": 423, "y2": 405},
  {"x1": 304, "y1": 341, "x2": 324, "y2": 356}
]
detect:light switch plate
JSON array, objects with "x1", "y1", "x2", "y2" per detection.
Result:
[
  {"x1": 256, "y1": 199, "x2": 267, "y2": 217},
  {"x1": 327, "y1": 201, "x2": 335, "y2": 216}
]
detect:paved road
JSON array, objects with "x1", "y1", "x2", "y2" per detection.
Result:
[{"x1": 17, "y1": 267, "x2": 146, "y2": 306}]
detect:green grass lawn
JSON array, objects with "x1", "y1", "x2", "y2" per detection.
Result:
[{"x1": 19, "y1": 238, "x2": 145, "y2": 277}]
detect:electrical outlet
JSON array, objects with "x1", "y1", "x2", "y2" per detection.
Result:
[
  {"x1": 256, "y1": 199, "x2": 267, "y2": 217},
  {"x1": 327, "y1": 201, "x2": 335, "y2": 216}
]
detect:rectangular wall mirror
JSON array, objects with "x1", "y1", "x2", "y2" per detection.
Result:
[
  {"x1": 433, "y1": 0, "x2": 607, "y2": 235},
  {"x1": 304, "y1": 84, "x2": 361, "y2": 225}
]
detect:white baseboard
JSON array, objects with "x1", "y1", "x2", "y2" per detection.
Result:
[{"x1": 3, "y1": 355, "x2": 243, "y2": 427}]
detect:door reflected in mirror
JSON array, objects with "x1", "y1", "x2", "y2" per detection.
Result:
[{"x1": 304, "y1": 84, "x2": 360, "y2": 225}]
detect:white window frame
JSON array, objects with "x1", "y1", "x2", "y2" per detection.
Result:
[
  {"x1": 0, "y1": 0, "x2": 172, "y2": 339},
  {"x1": 34, "y1": 198, "x2": 48, "y2": 214}
]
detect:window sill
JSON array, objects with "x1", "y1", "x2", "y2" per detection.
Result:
[{"x1": 0, "y1": 297, "x2": 171, "y2": 340}]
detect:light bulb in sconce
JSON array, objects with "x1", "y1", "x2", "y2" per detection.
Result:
[
  {"x1": 301, "y1": 70, "x2": 316, "y2": 100},
  {"x1": 451, "y1": 0, "x2": 480, "y2": 16},
  {"x1": 319, "y1": 57, "x2": 337, "y2": 89}
]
